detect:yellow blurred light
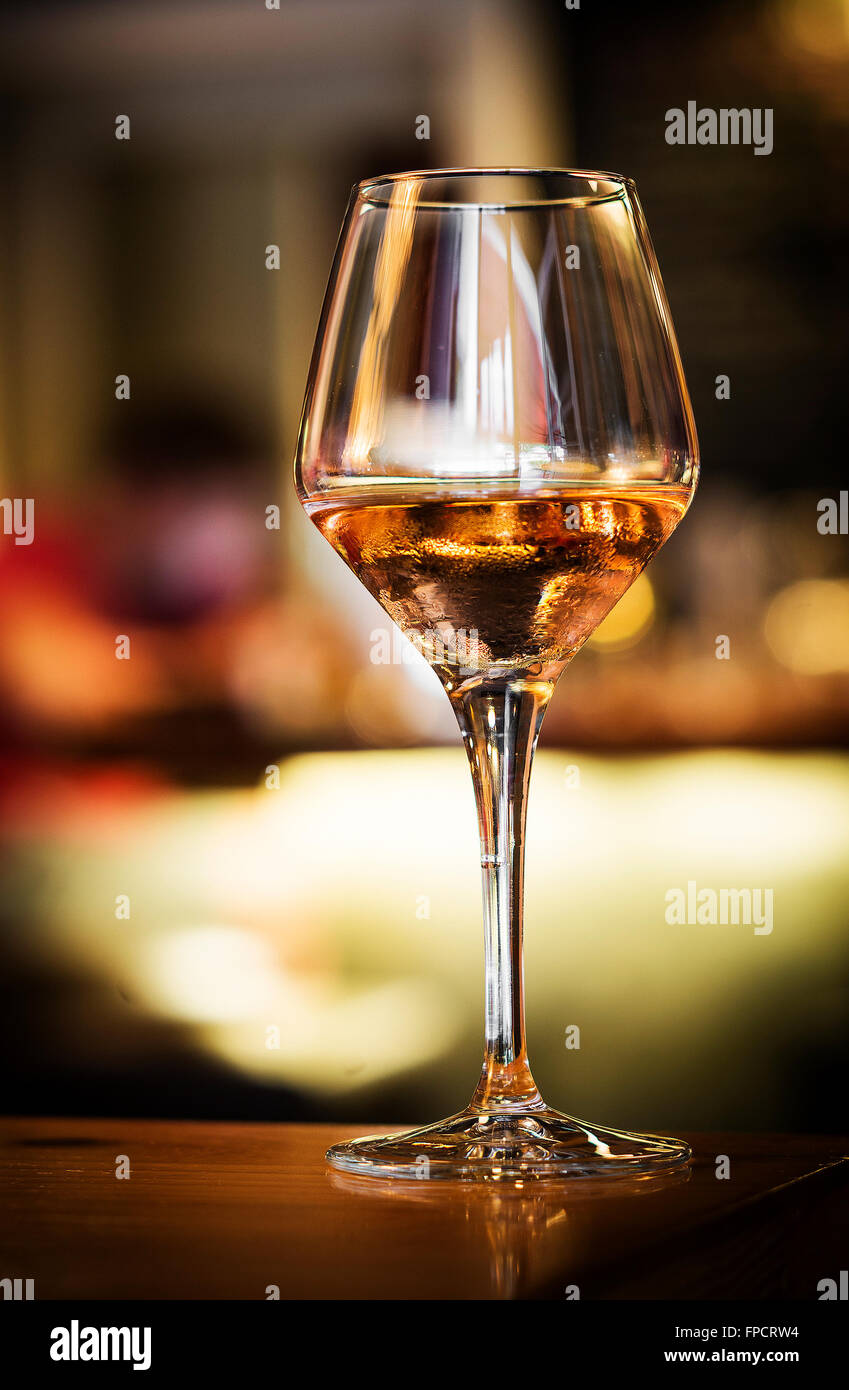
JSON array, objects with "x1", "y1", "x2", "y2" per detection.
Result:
[
  {"x1": 764, "y1": 578, "x2": 849, "y2": 674},
  {"x1": 775, "y1": 0, "x2": 849, "y2": 60},
  {"x1": 617, "y1": 750, "x2": 849, "y2": 867},
  {"x1": 202, "y1": 977, "x2": 459, "y2": 1096},
  {"x1": 36, "y1": 746, "x2": 849, "y2": 1115},
  {"x1": 588, "y1": 574, "x2": 655, "y2": 651},
  {"x1": 138, "y1": 925, "x2": 277, "y2": 1023}
]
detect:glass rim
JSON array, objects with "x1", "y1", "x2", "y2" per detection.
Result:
[{"x1": 355, "y1": 166, "x2": 636, "y2": 210}]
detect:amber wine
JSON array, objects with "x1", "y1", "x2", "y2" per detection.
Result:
[{"x1": 306, "y1": 483, "x2": 690, "y2": 688}]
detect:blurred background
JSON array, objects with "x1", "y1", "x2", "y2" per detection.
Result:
[{"x1": 0, "y1": 0, "x2": 847, "y2": 1133}]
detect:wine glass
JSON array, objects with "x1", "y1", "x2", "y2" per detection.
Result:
[{"x1": 294, "y1": 168, "x2": 698, "y2": 1180}]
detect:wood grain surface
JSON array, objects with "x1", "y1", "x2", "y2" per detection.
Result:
[{"x1": 1, "y1": 1119, "x2": 846, "y2": 1299}]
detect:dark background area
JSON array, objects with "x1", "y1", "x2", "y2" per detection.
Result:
[{"x1": 0, "y1": 0, "x2": 847, "y2": 1132}]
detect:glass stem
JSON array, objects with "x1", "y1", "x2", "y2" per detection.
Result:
[{"x1": 451, "y1": 678, "x2": 552, "y2": 1112}]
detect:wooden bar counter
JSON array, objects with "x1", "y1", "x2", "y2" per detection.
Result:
[{"x1": 1, "y1": 1119, "x2": 846, "y2": 1300}]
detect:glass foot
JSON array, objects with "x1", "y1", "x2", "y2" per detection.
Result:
[{"x1": 326, "y1": 1106, "x2": 691, "y2": 1182}]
